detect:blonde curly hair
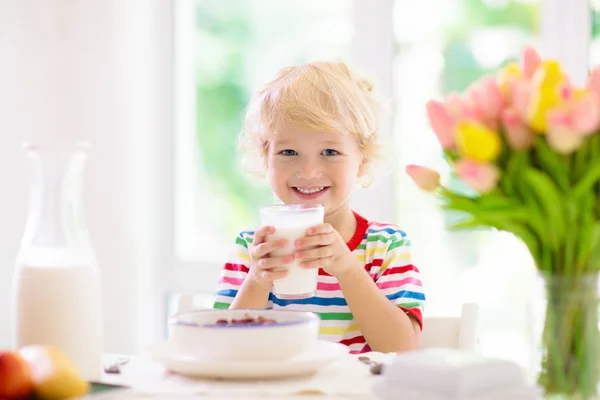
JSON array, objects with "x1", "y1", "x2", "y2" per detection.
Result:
[{"x1": 238, "y1": 61, "x2": 383, "y2": 186}]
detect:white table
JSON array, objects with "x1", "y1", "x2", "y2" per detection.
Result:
[{"x1": 91, "y1": 354, "x2": 382, "y2": 400}]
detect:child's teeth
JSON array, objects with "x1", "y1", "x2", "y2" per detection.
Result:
[{"x1": 297, "y1": 187, "x2": 324, "y2": 194}]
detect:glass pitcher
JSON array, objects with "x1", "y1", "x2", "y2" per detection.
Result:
[{"x1": 11, "y1": 142, "x2": 103, "y2": 381}]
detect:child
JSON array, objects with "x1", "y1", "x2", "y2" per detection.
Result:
[{"x1": 213, "y1": 62, "x2": 425, "y2": 354}]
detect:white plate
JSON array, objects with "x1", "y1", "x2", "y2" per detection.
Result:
[{"x1": 144, "y1": 340, "x2": 348, "y2": 379}]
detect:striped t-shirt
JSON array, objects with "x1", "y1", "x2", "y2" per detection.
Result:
[{"x1": 213, "y1": 211, "x2": 426, "y2": 354}]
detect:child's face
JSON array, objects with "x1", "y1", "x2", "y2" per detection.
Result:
[{"x1": 266, "y1": 124, "x2": 365, "y2": 215}]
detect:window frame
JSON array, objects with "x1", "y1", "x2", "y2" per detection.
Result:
[{"x1": 541, "y1": 0, "x2": 590, "y2": 85}]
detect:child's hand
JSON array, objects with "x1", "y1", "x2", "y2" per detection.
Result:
[
  {"x1": 248, "y1": 226, "x2": 293, "y2": 289},
  {"x1": 293, "y1": 224, "x2": 360, "y2": 277}
]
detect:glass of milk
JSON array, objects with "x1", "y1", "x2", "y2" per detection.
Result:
[{"x1": 260, "y1": 204, "x2": 324, "y2": 299}]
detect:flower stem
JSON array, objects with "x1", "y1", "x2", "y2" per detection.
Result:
[{"x1": 538, "y1": 274, "x2": 600, "y2": 398}]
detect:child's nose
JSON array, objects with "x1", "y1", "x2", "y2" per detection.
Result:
[{"x1": 296, "y1": 160, "x2": 323, "y2": 180}]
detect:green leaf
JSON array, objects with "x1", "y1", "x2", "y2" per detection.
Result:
[
  {"x1": 505, "y1": 151, "x2": 531, "y2": 201},
  {"x1": 476, "y1": 193, "x2": 521, "y2": 209},
  {"x1": 573, "y1": 191, "x2": 600, "y2": 273},
  {"x1": 563, "y1": 198, "x2": 578, "y2": 272},
  {"x1": 442, "y1": 191, "x2": 530, "y2": 223},
  {"x1": 448, "y1": 218, "x2": 485, "y2": 231},
  {"x1": 514, "y1": 175, "x2": 553, "y2": 248},
  {"x1": 572, "y1": 163, "x2": 600, "y2": 200},
  {"x1": 441, "y1": 197, "x2": 477, "y2": 213},
  {"x1": 590, "y1": 134, "x2": 600, "y2": 165},
  {"x1": 534, "y1": 138, "x2": 570, "y2": 190},
  {"x1": 523, "y1": 168, "x2": 566, "y2": 250},
  {"x1": 572, "y1": 139, "x2": 589, "y2": 182},
  {"x1": 444, "y1": 207, "x2": 540, "y2": 262},
  {"x1": 588, "y1": 222, "x2": 600, "y2": 268},
  {"x1": 443, "y1": 150, "x2": 461, "y2": 164},
  {"x1": 576, "y1": 214, "x2": 595, "y2": 272},
  {"x1": 540, "y1": 245, "x2": 553, "y2": 272},
  {"x1": 472, "y1": 208, "x2": 529, "y2": 223},
  {"x1": 500, "y1": 170, "x2": 516, "y2": 197}
]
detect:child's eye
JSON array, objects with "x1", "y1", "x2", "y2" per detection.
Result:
[
  {"x1": 279, "y1": 149, "x2": 297, "y2": 156},
  {"x1": 322, "y1": 149, "x2": 339, "y2": 156}
]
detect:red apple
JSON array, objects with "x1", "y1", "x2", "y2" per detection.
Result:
[{"x1": 0, "y1": 350, "x2": 34, "y2": 399}]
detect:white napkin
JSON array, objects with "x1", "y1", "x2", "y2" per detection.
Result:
[
  {"x1": 118, "y1": 353, "x2": 383, "y2": 397},
  {"x1": 373, "y1": 382, "x2": 543, "y2": 400},
  {"x1": 373, "y1": 349, "x2": 542, "y2": 400}
]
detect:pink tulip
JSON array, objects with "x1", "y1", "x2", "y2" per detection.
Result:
[
  {"x1": 463, "y1": 83, "x2": 489, "y2": 121},
  {"x1": 510, "y1": 79, "x2": 531, "y2": 121},
  {"x1": 454, "y1": 159, "x2": 500, "y2": 194},
  {"x1": 501, "y1": 108, "x2": 536, "y2": 150},
  {"x1": 469, "y1": 77, "x2": 505, "y2": 121},
  {"x1": 405, "y1": 165, "x2": 441, "y2": 192},
  {"x1": 570, "y1": 93, "x2": 600, "y2": 135},
  {"x1": 586, "y1": 66, "x2": 600, "y2": 99},
  {"x1": 444, "y1": 92, "x2": 467, "y2": 116},
  {"x1": 546, "y1": 108, "x2": 583, "y2": 154},
  {"x1": 426, "y1": 100, "x2": 456, "y2": 149},
  {"x1": 458, "y1": 83, "x2": 498, "y2": 132},
  {"x1": 522, "y1": 46, "x2": 542, "y2": 80}
]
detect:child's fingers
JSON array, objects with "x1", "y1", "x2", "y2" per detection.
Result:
[
  {"x1": 251, "y1": 239, "x2": 288, "y2": 260},
  {"x1": 295, "y1": 233, "x2": 335, "y2": 249},
  {"x1": 306, "y1": 223, "x2": 334, "y2": 236},
  {"x1": 252, "y1": 225, "x2": 275, "y2": 246},
  {"x1": 295, "y1": 246, "x2": 333, "y2": 260},
  {"x1": 261, "y1": 269, "x2": 289, "y2": 281},
  {"x1": 257, "y1": 254, "x2": 294, "y2": 270},
  {"x1": 300, "y1": 257, "x2": 332, "y2": 269}
]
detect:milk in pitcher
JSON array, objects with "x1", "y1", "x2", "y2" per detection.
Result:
[{"x1": 12, "y1": 247, "x2": 103, "y2": 381}]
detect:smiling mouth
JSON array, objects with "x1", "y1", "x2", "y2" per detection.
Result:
[
  {"x1": 292, "y1": 186, "x2": 330, "y2": 198},
  {"x1": 294, "y1": 186, "x2": 327, "y2": 194}
]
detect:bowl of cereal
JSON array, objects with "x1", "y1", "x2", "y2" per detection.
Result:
[{"x1": 168, "y1": 309, "x2": 321, "y2": 361}]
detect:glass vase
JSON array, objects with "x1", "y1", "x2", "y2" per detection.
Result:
[
  {"x1": 11, "y1": 142, "x2": 103, "y2": 380},
  {"x1": 529, "y1": 271, "x2": 600, "y2": 399}
]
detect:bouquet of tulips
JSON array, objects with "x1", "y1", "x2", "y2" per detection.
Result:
[{"x1": 406, "y1": 46, "x2": 600, "y2": 397}]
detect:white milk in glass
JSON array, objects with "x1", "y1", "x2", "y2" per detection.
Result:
[
  {"x1": 260, "y1": 204, "x2": 324, "y2": 298},
  {"x1": 12, "y1": 247, "x2": 103, "y2": 381}
]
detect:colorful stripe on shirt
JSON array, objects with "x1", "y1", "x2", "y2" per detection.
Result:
[{"x1": 213, "y1": 212, "x2": 425, "y2": 354}]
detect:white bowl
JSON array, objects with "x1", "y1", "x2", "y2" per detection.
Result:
[{"x1": 168, "y1": 309, "x2": 321, "y2": 362}]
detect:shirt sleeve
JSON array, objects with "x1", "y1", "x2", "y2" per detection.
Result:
[
  {"x1": 212, "y1": 231, "x2": 273, "y2": 309},
  {"x1": 212, "y1": 232, "x2": 251, "y2": 309},
  {"x1": 375, "y1": 232, "x2": 426, "y2": 330}
]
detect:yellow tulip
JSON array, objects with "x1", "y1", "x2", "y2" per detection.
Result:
[
  {"x1": 497, "y1": 63, "x2": 522, "y2": 99},
  {"x1": 531, "y1": 60, "x2": 565, "y2": 90},
  {"x1": 455, "y1": 121, "x2": 502, "y2": 162},
  {"x1": 527, "y1": 61, "x2": 568, "y2": 132}
]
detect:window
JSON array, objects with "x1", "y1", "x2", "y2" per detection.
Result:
[{"x1": 174, "y1": 0, "x2": 353, "y2": 264}]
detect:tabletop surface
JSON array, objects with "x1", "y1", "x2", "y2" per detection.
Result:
[{"x1": 88, "y1": 353, "x2": 384, "y2": 400}]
